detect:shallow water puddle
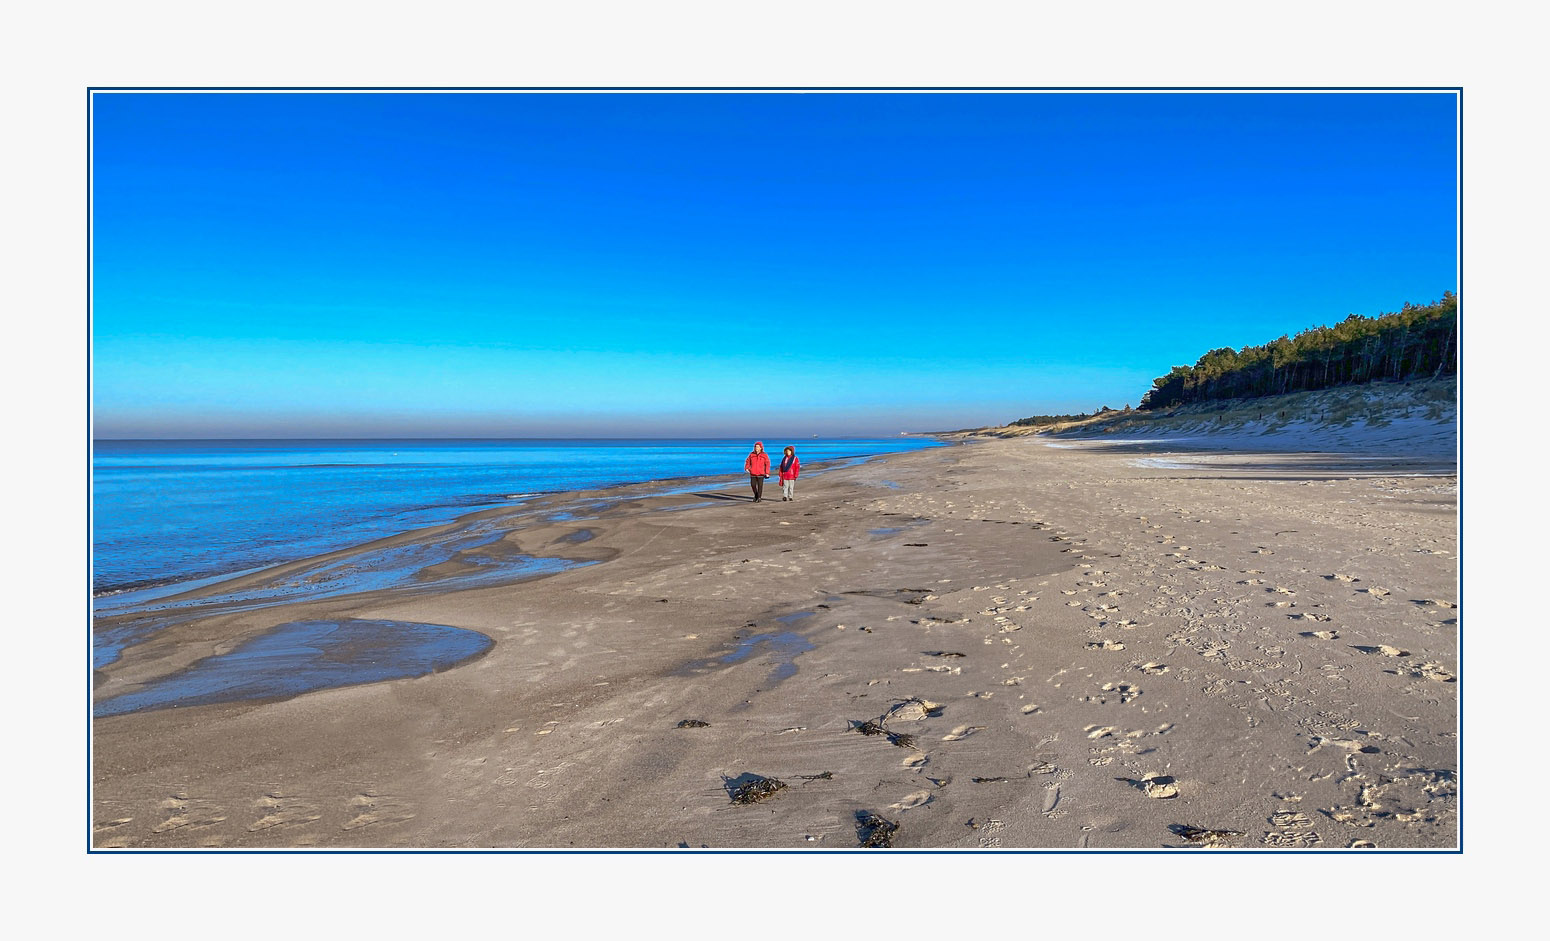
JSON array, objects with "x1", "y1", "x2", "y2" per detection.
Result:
[
  {"x1": 676, "y1": 619, "x2": 816, "y2": 685},
  {"x1": 94, "y1": 618, "x2": 493, "y2": 718},
  {"x1": 722, "y1": 632, "x2": 816, "y2": 683}
]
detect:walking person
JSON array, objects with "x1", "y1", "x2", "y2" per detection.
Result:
[
  {"x1": 744, "y1": 441, "x2": 770, "y2": 502},
  {"x1": 778, "y1": 445, "x2": 800, "y2": 501}
]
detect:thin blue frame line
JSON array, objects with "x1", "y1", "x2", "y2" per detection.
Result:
[
  {"x1": 1454, "y1": 87, "x2": 1464, "y2": 853},
  {"x1": 85, "y1": 85, "x2": 1464, "y2": 92},
  {"x1": 86, "y1": 85, "x2": 95, "y2": 855},
  {"x1": 88, "y1": 847, "x2": 1457, "y2": 855}
]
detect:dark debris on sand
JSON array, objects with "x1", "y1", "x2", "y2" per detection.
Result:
[
  {"x1": 856, "y1": 811, "x2": 899, "y2": 848},
  {"x1": 729, "y1": 775, "x2": 787, "y2": 805},
  {"x1": 1170, "y1": 824, "x2": 1245, "y2": 845},
  {"x1": 850, "y1": 719, "x2": 917, "y2": 750},
  {"x1": 676, "y1": 719, "x2": 711, "y2": 728},
  {"x1": 849, "y1": 697, "x2": 942, "y2": 750}
]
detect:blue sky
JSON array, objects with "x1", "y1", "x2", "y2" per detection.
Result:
[{"x1": 91, "y1": 91, "x2": 1457, "y2": 437}]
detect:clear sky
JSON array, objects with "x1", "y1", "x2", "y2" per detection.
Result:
[{"x1": 91, "y1": 90, "x2": 1458, "y2": 438}]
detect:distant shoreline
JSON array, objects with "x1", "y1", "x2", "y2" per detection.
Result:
[
  {"x1": 92, "y1": 437, "x2": 945, "y2": 599},
  {"x1": 91, "y1": 443, "x2": 949, "y2": 608}
]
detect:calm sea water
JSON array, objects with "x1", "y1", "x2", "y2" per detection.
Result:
[{"x1": 92, "y1": 437, "x2": 939, "y2": 595}]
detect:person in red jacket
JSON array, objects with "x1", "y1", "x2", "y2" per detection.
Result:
[
  {"x1": 777, "y1": 445, "x2": 800, "y2": 501},
  {"x1": 744, "y1": 441, "x2": 770, "y2": 502}
]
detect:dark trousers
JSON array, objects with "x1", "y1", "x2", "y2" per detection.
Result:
[{"x1": 750, "y1": 475, "x2": 765, "y2": 500}]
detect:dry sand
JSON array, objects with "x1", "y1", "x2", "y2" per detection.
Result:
[{"x1": 92, "y1": 426, "x2": 1459, "y2": 850}]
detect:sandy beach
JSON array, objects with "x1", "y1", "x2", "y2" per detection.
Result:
[{"x1": 91, "y1": 420, "x2": 1458, "y2": 850}]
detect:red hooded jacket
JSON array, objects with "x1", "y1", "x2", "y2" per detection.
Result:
[
  {"x1": 745, "y1": 443, "x2": 770, "y2": 476},
  {"x1": 778, "y1": 451, "x2": 800, "y2": 481}
]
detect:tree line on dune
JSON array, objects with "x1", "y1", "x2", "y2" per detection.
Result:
[{"x1": 1137, "y1": 292, "x2": 1456, "y2": 411}]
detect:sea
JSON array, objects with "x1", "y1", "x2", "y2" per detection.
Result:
[
  {"x1": 90, "y1": 437, "x2": 943, "y2": 715},
  {"x1": 93, "y1": 437, "x2": 941, "y2": 600}
]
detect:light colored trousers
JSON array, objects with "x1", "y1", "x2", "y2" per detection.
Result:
[{"x1": 781, "y1": 478, "x2": 795, "y2": 499}]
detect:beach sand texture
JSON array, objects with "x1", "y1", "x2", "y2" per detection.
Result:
[{"x1": 92, "y1": 432, "x2": 1458, "y2": 849}]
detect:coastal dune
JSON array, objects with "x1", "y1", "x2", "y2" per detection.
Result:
[{"x1": 92, "y1": 429, "x2": 1458, "y2": 849}]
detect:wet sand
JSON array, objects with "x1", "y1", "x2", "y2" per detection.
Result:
[{"x1": 91, "y1": 437, "x2": 1458, "y2": 849}]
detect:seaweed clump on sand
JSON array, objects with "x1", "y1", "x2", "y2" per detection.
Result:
[
  {"x1": 849, "y1": 697, "x2": 942, "y2": 750},
  {"x1": 856, "y1": 812, "x2": 899, "y2": 848},
  {"x1": 730, "y1": 775, "x2": 787, "y2": 805},
  {"x1": 676, "y1": 719, "x2": 711, "y2": 728},
  {"x1": 852, "y1": 719, "x2": 916, "y2": 750}
]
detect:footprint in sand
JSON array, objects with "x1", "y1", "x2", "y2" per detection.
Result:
[
  {"x1": 885, "y1": 698, "x2": 944, "y2": 722},
  {"x1": 1087, "y1": 640, "x2": 1126, "y2": 651},
  {"x1": 1027, "y1": 757, "x2": 1058, "y2": 775},
  {"x1": 901, "y1": 753, "x2": 929, "y2": 768},
  {"x1": 1270, "y1": 810, "x2": 1315, "y2": 829},
  {"x1": 1351, "y1": 644, "x2": 1410, "y2": 657},
  {"x1": 1402, "y1": 661, "x2": 1457, "y2": 682},
  {"x1": 1308, "y1": 736, "x2": 1380, "y2": 755},
  {"x1": 889, "y1": 790, "x2": 934, "y2": 811},
  {"x1": 1324, "y1": 574, "x2": 1360, "y2": 583},
  {"x1": 1300, "y1": 630, "x2": 1340, "y2": 640},
  {"x1": 1358, "y1": 587, "x2": 1391, "y2": 598},
  {"x1": 342, "y1": 792, "x2": 416, "y2": 831},
  {"x1": 1099, "y1": 681, "x2": 1141, "y2": 703},
  {"x1": 943, "y1": 724, "x2": 985, "y2": 741},
  {"x1": 1262, "y1": 828, "x2": 1324, "y2": 846},
  {"x1": 1117, "y1": 773, "x2": 1178, "y2": 798},
  {"x1": 1262, "y1": 814, "x2": 1323, "y2": 847},
  {"x1": 1289, "y1": 612, "x2": 1332, "y2": 622},
  {"x1": 152, "y1": 794, "x2": 226, "y2": 833},
  {"x1": 249, "y1": 792, "x2": 323, "y2": 832},
  {"x1": 1136, "y1": 662, "x2": 1170, "y2": 674}
]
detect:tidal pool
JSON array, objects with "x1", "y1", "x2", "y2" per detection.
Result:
[{"x1": 94, "y1": 618, "x2": 493, "y2": 718}]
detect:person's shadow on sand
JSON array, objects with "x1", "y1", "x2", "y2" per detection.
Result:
[{"x1": 691, "y1": 491, "x2": 757, "y2": 502}]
